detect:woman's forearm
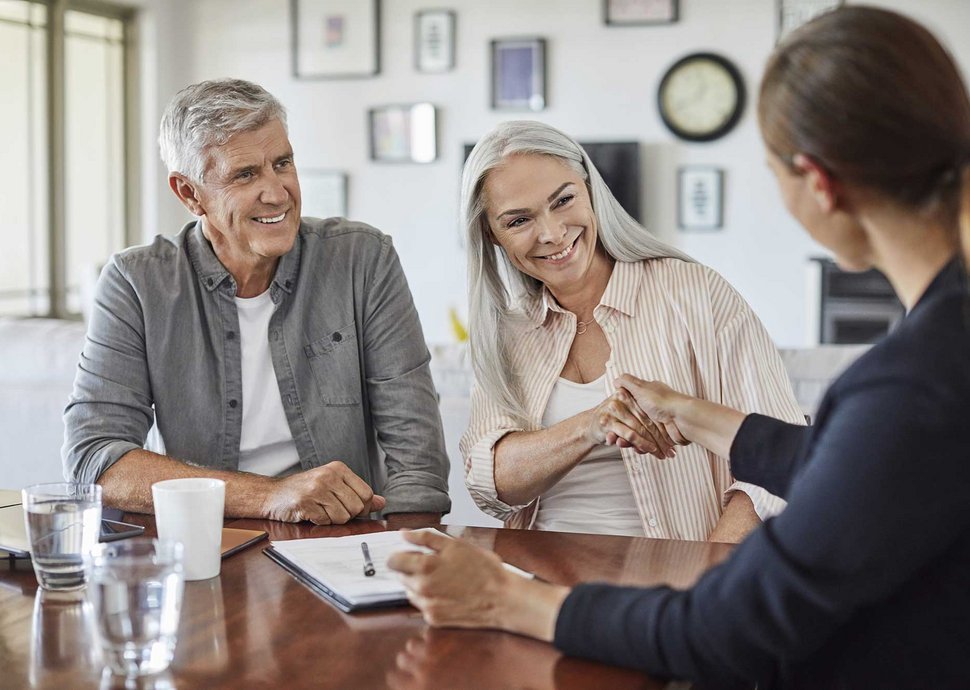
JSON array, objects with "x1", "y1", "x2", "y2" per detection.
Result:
[
  {"x1": 493, "y1": 412, "x2": 597, "y2": 507},
  {"x1": 498, "y1": 575, "x2": 572, "y2": 642},
  {"x1": 672, "y1": 396, "x2": 746, "y2": 458}
]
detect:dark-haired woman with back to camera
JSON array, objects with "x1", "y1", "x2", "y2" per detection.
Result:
[{"x1": 387, "y1": 7, "x2": 970, "y2": 688}]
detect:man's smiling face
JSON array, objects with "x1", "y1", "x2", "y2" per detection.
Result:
[{"x1": 195, "y1": 118, "x2": 302, "y2": 270}]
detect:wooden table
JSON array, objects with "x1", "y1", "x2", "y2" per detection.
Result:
[{"x1": 0, "y1": 517, "x2": 732, "y2": 689}]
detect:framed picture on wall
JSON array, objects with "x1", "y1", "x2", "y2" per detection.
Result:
[
  {"x1": 415, "y1": 10, "x2": 455, "y2": 72},
  {"x1": 777, "y1": 0, "x2": 842, "y2": 42},
  {"x1": 291, "y1": 0, "x2": 380, "y2": 78},
  {"x1": 678, "y1": 167, "x2": 723, "y2": 231},
  {"x1": 603, "y1": 0, "x2": 679, "y2": 26},
  {"x1": 300, "y1": 170, "x2": 348, "y2": 218},
  {"x1": 369, "y1": 103, "x2": 437, "y2": 163},
  {"x1": 491, "y1": 38, "x2": 546, "y2": 111}
]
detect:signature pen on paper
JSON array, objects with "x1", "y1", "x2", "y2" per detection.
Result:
[{"x1": 361, "y1": 542, "x2": 376, "y2": 577}]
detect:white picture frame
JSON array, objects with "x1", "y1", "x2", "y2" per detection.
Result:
[
  {"x1": 604, "y1": 0, "x2": 678, "y2": 25},
  {"x1": 300, "y1": 170, "x2": 348, "y2": 219},
  {"x1": 369, "y1": 103, "x2": 438, "y2": 164},
  {"x1": 777, "y1": 0, "x2": 842, "y2": 42},
  {"x1": 678, "y1": 167, "x2": 723, "y2": 231},
  {"x1": 415, "y1": 10, "x2": 455, "y2": 73},
  {"x1": 291, "y1": 0, "x2": 380, "y2": 78}
]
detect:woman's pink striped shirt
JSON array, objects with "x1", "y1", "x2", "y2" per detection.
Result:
[{"x1": 461, "y1": 258, "x2": 805, "y2": 540}]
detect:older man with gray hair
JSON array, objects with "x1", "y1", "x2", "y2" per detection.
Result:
[{"x1": 63, "y1": 78, "x2": 450, "y2": 526}]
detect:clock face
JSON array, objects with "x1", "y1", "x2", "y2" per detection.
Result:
[{"x1": 657, "y1": 53, "x2": 745, "y2": 142}]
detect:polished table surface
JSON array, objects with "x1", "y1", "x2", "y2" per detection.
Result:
[{"x1": 0, "y1": 516, "x2": 733, "y2": 689}]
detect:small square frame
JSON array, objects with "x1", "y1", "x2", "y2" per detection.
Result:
[
  {"x1": 490, "y1": 37, "x2": 546, "y2": 111},
  {"x1": 415, "y1": 10, "x2": 455, "y2": 73},
  {"x1": 300, "y1": 170, "x2": 348, "y2": 219},
  {"x1": 603, "y1": 0, "x2": 679, "y2": 26},
  {"x1": 777, "y1": 0, "x2": 842, "y2": 42},
  {"x1": 678, "y1": 167, "x2": 723, "y2": 231},
  {"x1": 368, "y1": 103, "x2": 438, "y2": 163},
  {"x1": 291, "y1": 0, "x2": 380, "y2": 79}
]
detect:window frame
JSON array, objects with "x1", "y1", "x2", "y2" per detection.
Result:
[{"x1": 9, "y1": 0, "x2": 138, "y2": 319}]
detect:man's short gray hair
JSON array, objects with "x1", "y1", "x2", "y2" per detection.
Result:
[{"x1": 158, "y1": 78, "x2": 288, "y2": 182}]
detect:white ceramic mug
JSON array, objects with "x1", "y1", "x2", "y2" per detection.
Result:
[{"x1": 151, "y1": 478, "x2": 225, "y2": 581}]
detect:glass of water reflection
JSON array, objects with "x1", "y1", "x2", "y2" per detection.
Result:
[
  {"x1": 91, "y1": 538, "x2": 184, "y2": 680},
  {"x1": 22, "y1": 482, "x2": 102, "y2": 591}
]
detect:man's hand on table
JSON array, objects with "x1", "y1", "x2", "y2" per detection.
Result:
[{"x1": 262, "y1": 461, "x2": 386, "y2": 524}]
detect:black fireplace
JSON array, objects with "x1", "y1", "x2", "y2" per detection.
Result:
[{"x1": 813, "y1": 258, "x2": 905, "y2": 344}]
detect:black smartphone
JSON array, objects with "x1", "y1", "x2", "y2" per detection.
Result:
[{"x1": 100, "y1": 508, "x2": 145, "y2": 542}]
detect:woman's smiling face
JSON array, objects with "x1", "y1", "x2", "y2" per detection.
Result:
[{"x1": 484, "y1": 153, "x2": 608, "y2": 295}]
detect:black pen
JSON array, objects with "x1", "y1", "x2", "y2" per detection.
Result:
[{"x1": 361, "y1": 542, "x2": 376, "y2": 577}]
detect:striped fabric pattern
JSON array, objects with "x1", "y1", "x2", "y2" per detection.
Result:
[{"x1": 461, "y1": 259, "x2": 806, "y2": 540}]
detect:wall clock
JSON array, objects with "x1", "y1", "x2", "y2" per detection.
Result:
[{"x1": 657, "y1": 52, "x2": 745, "y2": 142}]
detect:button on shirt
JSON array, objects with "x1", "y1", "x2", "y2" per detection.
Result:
[
  {"x1": 462, "y1": 259, "x2": 805, "y2": 540},
  {"x1": 63, "y1": 219, "x2": 451, "y2": 515}
]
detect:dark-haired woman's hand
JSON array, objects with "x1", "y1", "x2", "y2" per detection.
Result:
[
  {"x1": 584, "y1": 389, "x2": 678, "y2": 458},
  {"x1": 614, "y1": 376, "x2": 692, "y2": 446}
]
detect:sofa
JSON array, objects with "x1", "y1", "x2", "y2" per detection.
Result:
[{"x1": 0, "y1": 318, "x2": 867, "y2": 527}]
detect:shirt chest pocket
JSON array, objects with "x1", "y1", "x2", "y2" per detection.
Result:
[{"x1": 304, "y1": 322, "x2": 362, "y2": 406}]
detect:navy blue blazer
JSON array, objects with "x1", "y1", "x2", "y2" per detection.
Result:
[{"x1": 554, "y1": 259, "x2": 970, "y2": 689}]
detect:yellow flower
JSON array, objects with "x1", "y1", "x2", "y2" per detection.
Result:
[{"x1": 448, "y1": 307, "x2": 468, "y2": 342}]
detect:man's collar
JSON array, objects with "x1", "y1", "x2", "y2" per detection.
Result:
[
  {"x1": 271, "y1": 227, "x2": 301, "y2": 295},
  {"x1": 187, "y1": 222, "x2": 230, "y2": 292},
  {"x1": 187, "y1": 220, "x2": 301, "y2": 295}
]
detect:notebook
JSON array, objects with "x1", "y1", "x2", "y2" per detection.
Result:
[
  {"x1": 264, "y1": 529, "x2": 532, "y2": 613},
  {"x1": 0, "y1": 498, "x2": 146, "y2": 558},
  {"x1": 0, "y1": 487, "x2": 259, "y2": 559}
]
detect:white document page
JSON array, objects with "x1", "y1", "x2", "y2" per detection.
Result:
[
  {"x1": 270, "y1": 529, "x2": 533, "y2": 607},
  {"x1": 270, "y1": 530, "x2": 431, "y2": 605}
]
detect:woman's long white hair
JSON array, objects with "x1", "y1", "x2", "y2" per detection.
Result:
[{"x1": 461, "y1": 120, "x2": 693, "y2": 422}]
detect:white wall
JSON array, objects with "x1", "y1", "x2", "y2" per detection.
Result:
[{"x1": 142, "y1": 0, "x2": 970, "y2": 347}]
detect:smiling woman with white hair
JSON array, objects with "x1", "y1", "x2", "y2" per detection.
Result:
[{"x1": 459, "y1": 120, "x2": 804, "y2": 542}]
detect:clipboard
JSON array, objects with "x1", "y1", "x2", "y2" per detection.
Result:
[
  {"x1": 262, "y1": 529, "x2": 534, "y2": 614},
  {"x1": 264, "y1": 545, "x2": 408, "y2": 613}
]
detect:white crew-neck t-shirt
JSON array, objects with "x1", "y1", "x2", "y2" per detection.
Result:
[
  {"x1": 534, "y1": 374, "x2": 644, "y2": 536},
  {"x1": 234, "y1": 290, "x2": 300, "y2": 476}
]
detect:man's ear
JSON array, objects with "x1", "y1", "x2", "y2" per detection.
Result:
[
  {"x1": 169, "y1": 174, "x2": 206, "y2": 217},
  {"x1": 792, "y1": 153, "x2": 840, "y2": 213}
]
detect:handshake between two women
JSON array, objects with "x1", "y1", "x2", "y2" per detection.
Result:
[{"x1": 595, "y1": 375, "x2": 690, "y2": 460}]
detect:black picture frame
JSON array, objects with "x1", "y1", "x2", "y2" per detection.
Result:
[
  {"x1": 415, "y1": 9, "x2": 455, "y2": 73},
  {"x1": 291, "y1": 0, "x2": 380, "y2": 79},
  {"x1": 677, "y1": 167, "x2": 724, "y2": 231},
  {"x1": 603, "y1": 0, "x2": 679, "y2": 26},
  {"x1": 369, "y1": 103, "x2": 438, "y2": 164},
  {"x1": 490, "y1": 38, "x2": 546, "y2": 111}
]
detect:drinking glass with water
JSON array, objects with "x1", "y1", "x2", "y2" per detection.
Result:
[
  {"x1": 22, "y1": 482, "x2": 102, "y2": 591},
  {"x1": 91, "y1": 538, "x2": 184, "y2": 680}
]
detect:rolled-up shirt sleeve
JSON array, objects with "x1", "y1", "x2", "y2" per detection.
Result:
[
  {"x1": 62, "y1": 260, "x2": 154, "y2": 484},
  {"x1": 460, "y1": 381, "x2": 534, "y2": 520},
  {"x1": 361, "y1": 236, "x2": 451, "y2": 515}
]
